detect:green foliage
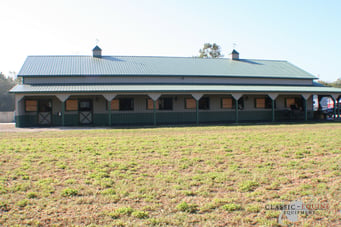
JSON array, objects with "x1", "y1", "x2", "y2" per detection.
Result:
[
  {"x1": 0, "y1": 72, "x2": 17, "y2": 111},
  {"x1": 61, "y1": 188, "x2": 79, "y2": 197},
  {"x1": 132, "y1": 211, "x2": 149, "y2": 219},
  {"x1": 245, "y1": 204, "x2": 261, "y2": 213},
  {"x1": 16, "y1": 199, "x2": 29, "y2": 207},
  {"x1": 27, "y1": 192, "x2": 38, "y2": 199},
  {"x1": 318, "y1": 78, "x2": 341, "y2": 88},
  {"x1": 222, "y1": 203, "x2": 242, "y2": 211},
  {"x1": 239, "y1": 180, "x2": 259, "y2": 192},
  {"x1": 0, "y1": 201, "x2": 10, "y2": 211},
  {"x1": 109, "y1": 207, "x2": 134, "y2": 219},
  {"x1": 199, "y1": 43, "x2": 223, "y2": 58},
  {"x1": 176, "y1": 201, "x2": 198, "y2": 213}
]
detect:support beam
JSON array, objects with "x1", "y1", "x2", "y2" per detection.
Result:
[
  {"x1": 108, "y1": 101, "x2": 112, "y2": 126},
  {"x1": 303, "y1": 98, "x2": 308, "y2": 121},
  {"x1": 15, "y1": 94, "x2": 24, "y2": 127},
  {"x1": 232, "y1": 93, "x2": 243, "y2": 123},
  {"x1": 61, "y1": 101, "x2": 65, "y2": 126},
  {"x1": 102, "y1": 94, "x2": 117, "y2": 127},
  {"x1": 196, "y1": 99, "x2": 199, "y2": 125},
  {"x1": 153, "y1": 100, "x2": 157, "y2": 126},
  {"x1": 191, "y1": 93, "x2": 203, "y2": 125},
  {"x1": 272, "y1": 99, "x2": 275, "y2": 122},
  {"x1": 301, "y1": 94, "x2": 311, "y2": 121},
  {"x1": 148, "y1": 94, "x2": 161, "y2": 126},
  {"x1": 235, "y1": 99, "x2": 239, "y2": 123},
  {"x1": 268, "y1": 93, "x2": 278, "y2": 122},
  {"x1": 55, "y1": 94, "x2": 70, "y2": 127}
]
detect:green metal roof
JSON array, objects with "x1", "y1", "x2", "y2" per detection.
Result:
[
  {"x1": 18, "y1": 55, "x2": 316, "y2": 79},
  {"x1": 10, "y1": 84, "x2": 341, "y2": 94}
]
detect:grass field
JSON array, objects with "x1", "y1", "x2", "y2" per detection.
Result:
[{"x1": 0, "y1": 123, "x2": 340, "y2": 226}]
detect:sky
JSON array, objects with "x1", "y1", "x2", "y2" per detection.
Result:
[{"x1": 0, "y1": 0, "x2": 341, "y2": 81}]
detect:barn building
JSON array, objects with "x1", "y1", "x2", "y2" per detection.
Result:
[{"x1": 10, "y1": 46, "x2": 341, "y2": 127}]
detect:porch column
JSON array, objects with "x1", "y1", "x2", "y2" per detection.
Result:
[
  {"x1": 148, "y1": 93, "x2": 161, "y2": 126},
  {"x1": 103, "y1": 94, "x2": 117, "y2": 127},
  {"x1": 301, "y1": 94, "x2": 311, "y2": 121},
  {"x1": 232, "y1": 93, "x2": 243, "y2": 123},
  {"x1": 56, "y1": 94, "x2": 70, "y2": 127},
  {"x1": 192, "y1": 93, "x2": 203, "y2": 125},
  {"x1": 268, "y1": 93, "x2": 279, "y2": 122},
  {"x1": 15, "y1": 94, "x2": 24, "y2": 127}
]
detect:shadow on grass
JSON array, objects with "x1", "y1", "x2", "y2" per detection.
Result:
[{"x1": 30, "y1": 119, "x2": 341, "y2": 131}]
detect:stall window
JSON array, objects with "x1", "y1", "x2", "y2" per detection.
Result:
[
  {"x1": 285, "y1": 97, "x2": 303, "y2": 110},
  {"x1": 255, "y1": 97, "x2": 272, "y2": 109},
  {"x1": 66, "y1": 100, "x2": 78, "y2": 111},
  {"x1": 159, "y1": 97, "x2": 173, "y2": 110},
  {"x1": 38, "y1": 100, "x2": 52, "y2": 112},
  {"x1": 25, "y1": 100, "x2": 37, "y2": 112},
  {"x1": 146, "y1": 99, "x2": 159, "y2": 110},
  {"x1": 199, "y1": 97, "x2": 210, "y2": 110},
  {"x1": 185, "y1": 98, "x2": 196, "y2": 109},
  {"x1": 79, "y1": 100, "x2": 92, "y2": 111},
  {"x1": 221, "y1": 97, "x2": 233, "y2": 109},
  {"x1": 119, "y1": 98, "x2": 134, "y2": 111},
  {"x1": 111, "y1": 99, "x2": 119, "y2": 110}
]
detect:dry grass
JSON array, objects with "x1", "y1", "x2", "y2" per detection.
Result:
[{"x1": 0, "y1": 123, "x2": 340, "y2": 226}]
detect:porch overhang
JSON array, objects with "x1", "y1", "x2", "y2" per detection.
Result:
[{"x1": 9, "y1": 84, "x2": 341, "y2": 96}]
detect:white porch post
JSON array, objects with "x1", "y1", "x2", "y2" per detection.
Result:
[
  {"x1": 301, "y1": 94, "x2": 311, "y2": 121},
  {"x1": 148, "y1": 93, "x2": 161, "y2": 126},
  {"x1": 15, "y1": 94, "x2": 24, "y2": 127},
  {"x1": 55, "y1": 94, "x2": 70, "y2": 126},
  {"x1": 268, "y1": 93, "x2": 279, "y2": 122},
  {"x1": 191, "y1": 93, "x2": 203, "y2": 125},
  {"x1": 232, "y1": 93, "x2": 243, "y2": 123},
  {"x1": 103, "y1": 94, "x2": 117, "y2": 126}
]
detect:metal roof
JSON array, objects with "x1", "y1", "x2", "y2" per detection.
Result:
[
  {"x1": 10, "y1": 84, "x2": 341, "y2": 94},
  {"x1": 18, "y1": 55, "x2": 316, "y2": 79}
]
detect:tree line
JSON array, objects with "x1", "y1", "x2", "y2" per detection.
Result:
[{"x1": 0, "y1": 73, "x2": 17, "y2": 111}]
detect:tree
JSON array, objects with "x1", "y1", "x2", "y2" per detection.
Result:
[
  {"x1": 0, "y1": 72, "x2": 17, "y2": 111},
  {"x1": 199, "y1": 43, "x2": 223, "y2": 58},
  {"x1": 318, "y1": 78, "x2": 341, "y2": 88}
]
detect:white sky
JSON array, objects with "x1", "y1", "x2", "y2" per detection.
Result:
[{"x1": 1, "y1": 0, "x2": 341, "y2": 81}]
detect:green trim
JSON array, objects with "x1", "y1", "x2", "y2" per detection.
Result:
[
  {"x1": 156, "y1": 112, "x2": 196, "y2": 124},
  {"x1": 15, "y1": 110, "x2": 317, "y2": 127},
  {"x1": 239, "y1": 110, "x2": 272, "y2": 121}
]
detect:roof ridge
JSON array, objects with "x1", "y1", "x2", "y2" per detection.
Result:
[{"x1": 25, "y1": 55, "x2": 288, "y2": 62}]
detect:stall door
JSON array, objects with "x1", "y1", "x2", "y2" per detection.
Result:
[
  {"x1": 79, "y1": 100, "x2": 93, "y2": 125},
  {"x1": 38, "y1": 100, "x2": 52, "y2": 126}
]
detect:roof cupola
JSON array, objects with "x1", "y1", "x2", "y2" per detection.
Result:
[{"x1": 92, "y1": 45, "x2": 102, "y2": 58}]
